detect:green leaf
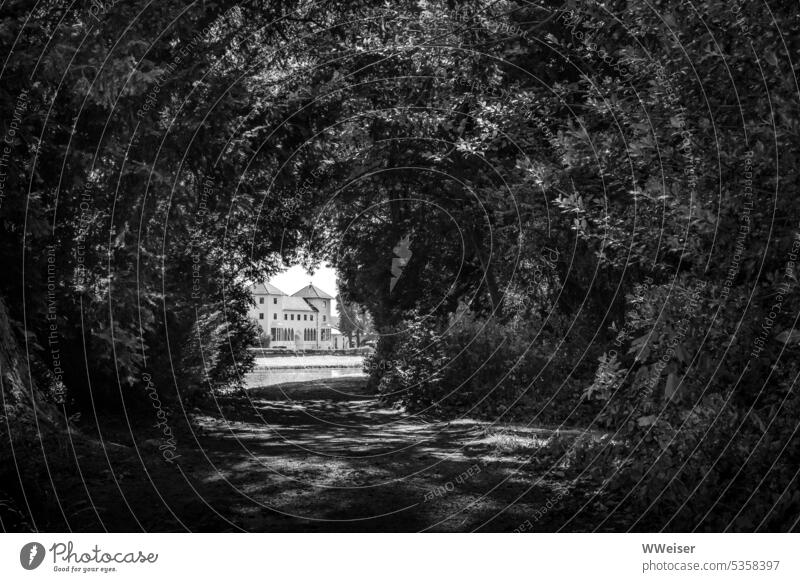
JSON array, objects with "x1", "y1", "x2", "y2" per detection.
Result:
[
  {"x1": 637, "y1": 415, "x2": 657, "y2": 427},
  {"x1": 665, "y1": 372, "x2": 680, "y2": 400}
]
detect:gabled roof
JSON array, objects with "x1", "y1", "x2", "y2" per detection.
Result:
[
  {"x1": 291, "y1": 283, "x2": 334, "y2": 300},
  {"x1": 282, "y1": 297, "x2": 318, "y2": 312},
  {"x1": 252, "y1": 282, "x2": 286, "y2": 295}
]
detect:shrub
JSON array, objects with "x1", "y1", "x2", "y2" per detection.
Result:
[
  {"x1": 582, "y1": 276, "x2": 800, "y2": 530},
  {"x1": 372, "y1": 310, "x2": 589, "y2": 421}
]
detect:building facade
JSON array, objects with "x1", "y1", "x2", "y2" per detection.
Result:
[{"x1": 249, "y1": 282, "x2": 334, "y2": 349}]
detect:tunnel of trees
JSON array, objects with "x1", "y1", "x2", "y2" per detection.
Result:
[{"x1": 1, "y1": 0, "x2": 799, "y2": 531}]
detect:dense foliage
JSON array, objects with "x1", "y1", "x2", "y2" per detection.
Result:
[{"x1": 2, "y1": 0, "x2": 799, "y2": 531}]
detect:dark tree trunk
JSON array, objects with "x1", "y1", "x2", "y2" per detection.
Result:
[{"x1": 467, "y1": 226, "x2": 503, "y2": 314}]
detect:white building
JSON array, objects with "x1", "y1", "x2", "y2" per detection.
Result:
[{"x1": 249, "y1": 282, "x2": 334, "y2": 349}]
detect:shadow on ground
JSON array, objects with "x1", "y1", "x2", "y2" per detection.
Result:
[{"x1": 46, "y1": 378, "x2": 599, "y2": 532}]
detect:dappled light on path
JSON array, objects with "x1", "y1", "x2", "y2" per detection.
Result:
[{"x1": 77, "y1": 377, "x2": 588, "y2": 532}]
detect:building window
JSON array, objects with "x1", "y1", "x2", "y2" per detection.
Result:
[
  {"x1": 304, "y1": 314, "x2": 307, "y2": 321},
  {"x1": 273, "y1": 313, "x2": 277, "y2": 320},
  {"x1": 324, "y1": 300, "x2": 327, "y2": 307},
  {"x1": 259, "y1": 297, "x2": 264, "y2": 304},
  {"x1": 271, "y1": 328, "x2": 293, "y2": 342},
  {"x1": 259, "y1": 313, "x2": 264, "y2": 319},
  {"x1": 304, "y1": 328, "x2": 318, "y2": 341},
  {"x1": 323, "y1": 315, "x2": 326, "y2": 322},
  {"x1": 273, "y1": 298, "x2": 277, "y2": 304},
  {"x1": 284, "y1": 314, "x2": 287, "y2": 320},
  {"x1": 291, "y1": 314, "x2": 294, "y2": 320},
  {"x1": 310, "y1": 315, "x2": 313, "y2": 321}
]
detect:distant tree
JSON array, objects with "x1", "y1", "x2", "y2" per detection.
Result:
[
  {"x1": 257, "y1": 327, "x2": 271, "y2": 348},
  {"x1": 337, "y1": 296, "x2": 373, "y2": 347}
]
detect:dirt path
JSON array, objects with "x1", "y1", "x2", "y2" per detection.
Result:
[{"x1": 63, "y1": 378, "x2": 596, "y2": 532}]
